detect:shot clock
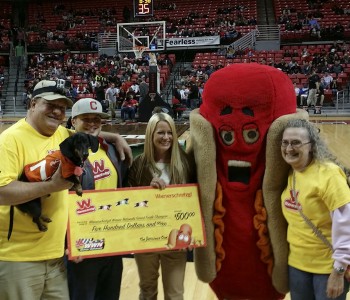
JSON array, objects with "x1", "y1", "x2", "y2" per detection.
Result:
[{"x1": 134, "y1": 0, "x2": 154, "y2": 17}]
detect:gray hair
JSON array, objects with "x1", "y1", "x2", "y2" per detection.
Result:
[{"x1": 284, "y1": 119, "x2": 350, "y2": 176}]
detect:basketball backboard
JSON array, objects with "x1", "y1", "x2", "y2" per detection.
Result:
[{"x1": 117, "y1": 21, "x2": 166, "y2": 53}]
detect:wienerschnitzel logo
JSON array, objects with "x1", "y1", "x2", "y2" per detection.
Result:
[
  {"x1": 284, "y1": 189, "x2": 302, "y2": 211},
  {"x1": 76, "y1": 198, "x2": 96, "y2": 215},
  {"x1": 92, "y1": 159, "x2": 111, "y2": 181}
]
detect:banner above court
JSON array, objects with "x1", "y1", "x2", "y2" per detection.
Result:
[{"x1": 165, "y1": 36, "x2": 220, "y2": 49}]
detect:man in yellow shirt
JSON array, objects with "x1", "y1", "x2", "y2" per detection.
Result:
[{"x1": 0, "y1": 80, "x2": 131, "y2": 300}]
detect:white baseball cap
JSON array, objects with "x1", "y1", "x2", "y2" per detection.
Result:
[
  {"x1": 32, "y1": 80, "x2": 73, "y2": 107},
  {"x1": 71, "y1": 98, "x2": 110, "y2": 119}
]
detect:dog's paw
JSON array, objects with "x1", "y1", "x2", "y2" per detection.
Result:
[
  {"x1": 33, "y1": 217, "x2": 49, "y2": 232},
  {"x1": 37, "y1": 223, "x2": 48, "y2": 232},
  {"x1": 41, "y1": 215, "x2": 52, "y2": 223}
]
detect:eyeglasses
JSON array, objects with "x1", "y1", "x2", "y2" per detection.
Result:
[{"x1": 281, "y1": 140, "x2": 311, "y2": 148}]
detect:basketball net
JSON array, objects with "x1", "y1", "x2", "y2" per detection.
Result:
[{"x1": 133, "y1": 46, "x2": 148, "y2": 60}]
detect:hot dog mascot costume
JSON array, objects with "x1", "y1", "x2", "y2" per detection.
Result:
[{"x1": 189, "y1": 63, "x2": 308, "y2": 300}]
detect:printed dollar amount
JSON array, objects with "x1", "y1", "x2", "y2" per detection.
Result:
[{"x1": 174, "y1": 211, "x2": 195, "y2": 220}]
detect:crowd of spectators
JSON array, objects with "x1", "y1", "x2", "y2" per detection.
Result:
[
  {"x1": 279, "y1": 13, "x2": 348, "y2": 40},
  {"x1": 1, "y1": 0, "x2": 350, "y2": 54},
  {"x1": 277, "y1": 0, "x2": 350, "y2": 41},
  {"x1": 0, "y1": 20, "x2": 11, "y2": 52},
  {"x1": 0, "y1": 1, "x2": 11, "y2": 52},
  {"x1": 150, "y1": 4, "x2": 256, "y2": 43},
  {"x1": 23, "y1": 1, "x2": 258, "y2": 52},
  {"x1": 18, "y1": 39, "x2": 350, "y2": 117},
  {"x1": 273, "y1": 42, "x2": 350, "y2": 74},
  {"x1": 185, "y1": 41, "x2": 350, "y2": 111},
  {"x1": 23, "y1": 51, "x2": 174, "y2": 117},
  {"x1": 2, "y1": 0, "x2": 350, "y2": 116},
  {"x1": 26, "y1": 4, "x2": 124, "y2": 52}
]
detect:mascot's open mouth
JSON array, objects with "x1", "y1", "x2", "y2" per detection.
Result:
[{"x1": 227, "y1": 160, "x2": 251, "y2": 184}]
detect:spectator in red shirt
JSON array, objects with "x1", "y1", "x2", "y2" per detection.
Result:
[{"x1": 121, "y1": 94, "x2": 138, "y2": 122}]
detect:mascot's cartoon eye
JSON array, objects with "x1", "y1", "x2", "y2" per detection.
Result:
[
  {"x1": 178, "y1": 233, "x2": 184, "y2": 240},
  {"x1": 220, "y1": 130, "x2": 234, "y2": 145},
  {"x1": 243, "y1": 128, "x2": 259, "y2": 144},
  {"x1": 183, "y1": 235, "x2": 190, "y2": 242}
]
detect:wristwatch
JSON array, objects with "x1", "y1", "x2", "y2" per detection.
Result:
[{"x1": 334, "y1": 266, "x2": 345, "y2": 275}]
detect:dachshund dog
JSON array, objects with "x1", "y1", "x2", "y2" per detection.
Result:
[{"x1": 7, "y1": 132, "x2": 99, "y2": 240}]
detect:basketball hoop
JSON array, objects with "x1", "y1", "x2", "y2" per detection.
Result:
[{"x1": 133, "y1": 46, "x2": 148, "y2": 60}]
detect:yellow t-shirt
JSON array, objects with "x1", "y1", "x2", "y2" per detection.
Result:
[
  {"x1": 87, "y1": 146, "x2": 117, "y2": 190},
  {"x1": 281, "y1": 161, "x2": 350, "y2": 274},
  {"x1": 0, "y1": 119, "x2": 71, "y2": 261}
]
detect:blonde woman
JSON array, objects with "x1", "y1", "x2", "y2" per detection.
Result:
[{"x1": 128, "y1": 113, "x2": 195, "y2": 300}]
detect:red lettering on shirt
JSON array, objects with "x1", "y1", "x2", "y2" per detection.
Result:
[
  {"x1": 284, "y1": 189, "x2": 301, "y2": 211},
  {"x1": 92, "y1": 159, "x2": 111, "y2": 181}
]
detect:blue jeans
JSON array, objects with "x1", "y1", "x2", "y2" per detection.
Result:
[
  {"x1": 289, "y1": 266, "x2": 349, "y2": 300},
  {"x1": 121, "y1": 106, "x2": 136, "y2": 120}
]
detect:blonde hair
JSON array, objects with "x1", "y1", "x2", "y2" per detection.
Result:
[{"x1": 143, "y1": 113, "x2": 190, "y2": 184}]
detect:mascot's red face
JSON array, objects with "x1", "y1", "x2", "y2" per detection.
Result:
[
  {"x1": 199, "y1": 64, "x2": 296, "y2": 300},
  {"x1": 201, "y1": 64, "x2": 296, "y2": 192}
]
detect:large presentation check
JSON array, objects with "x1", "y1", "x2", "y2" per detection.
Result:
[{"x1": 67, "y1": 184, "x2": 206, "y2": 260}]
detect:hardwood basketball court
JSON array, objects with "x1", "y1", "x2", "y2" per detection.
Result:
[{"x1": 1, "y1": 116, "x2": 349, "y2": 299}]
